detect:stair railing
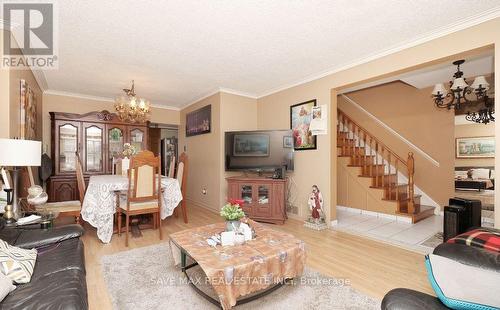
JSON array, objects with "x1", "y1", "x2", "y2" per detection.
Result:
[{"x1": 337, "y1": 109, "x2": 415, "y2": 214}]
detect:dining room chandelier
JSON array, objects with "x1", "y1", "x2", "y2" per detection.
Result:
[
  {"x1": 431, "y1": 60, "x2": 494, "y2": 125},
  {"x1": 114, "y1": 80, "x2": 151, "y2": 123}
]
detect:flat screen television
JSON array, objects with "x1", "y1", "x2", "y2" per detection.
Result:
[{"x1": 225, "y1": 130, "x2": 294, "y2": 171}]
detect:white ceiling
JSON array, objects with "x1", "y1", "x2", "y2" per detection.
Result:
[{"x1": 34, "y1": 1, "x2": 500, "y2": 108}]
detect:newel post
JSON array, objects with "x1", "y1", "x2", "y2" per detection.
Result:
[{"x1": 407, "y1": 152, "x2": 415, "y2": 214}]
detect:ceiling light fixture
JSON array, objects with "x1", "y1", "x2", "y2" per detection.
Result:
[
  {"x1": 114, "y1": 80, "x2": 151, "y2": 123},
  {"x1": 431, "y1": 60, "x2": 493, "y2": 124}
]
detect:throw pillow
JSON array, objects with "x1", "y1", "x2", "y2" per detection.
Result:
[
  {"x1": 0, "y1": 272, "x2": 15, "y2": 302},
  {"x1": 471, "y1": 168, "x2": 490, "y2": 180},
  {"x1": 0, "y1": 239, "x2": 37, "y2": 284}
]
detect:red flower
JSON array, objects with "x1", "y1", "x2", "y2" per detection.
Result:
[{"x1": 228, "y1": 199, "x2": 245, "y2": 206}]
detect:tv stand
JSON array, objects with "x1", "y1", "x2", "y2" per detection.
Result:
[{"x1": 226, "y1": 176, "x2": 287, "y2": 224}]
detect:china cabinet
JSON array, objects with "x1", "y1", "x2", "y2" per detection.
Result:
[
  {"x1": 48, "y1": 110, "x2": 149, "y2": 202},
  {"x1": 226, "y1": 176, "x2": 287, "y2": 224}
]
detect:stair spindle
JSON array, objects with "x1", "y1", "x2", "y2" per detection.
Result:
[
  {"x1": 381, "y1": 146, "x2": 385, "y2": 188},
  {"x1": 369, "y1": 137, "x2": 373, "y2": 178},
  {"x1": 363, "y1": 131, "x2": 367, "y2": 173},
  {"x1": 395, "y1": 160, "x2": 399, "y2": 211},
  {"x1": 375, "y1": 142, "x2": 379, "y2": 187},
  {"x1": 407, "y1": 152, "x2": 415, "y2": 214},
  {"x1": 388, "y1": 152, "x2": 392, "y2": 200}
]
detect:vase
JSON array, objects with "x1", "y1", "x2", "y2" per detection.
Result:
[{"x1": 225, "y1": 220, "x2": 241, "y2": 232}]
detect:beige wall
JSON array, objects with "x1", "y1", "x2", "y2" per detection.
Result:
[
  {"x1": 178, "y1": 92, "x2": 258, "y2": 213},
  {"x1": 455, "y1": 123, "x2": 495, "y2": 167},
  {"x1": 178, "y1": 93, "x2": 222, "y2": 212},
  {"x1": 42, "y1": 93, "x2": 180, "y2": 152},
  {"x1": 0, "y1": 30, "x2": 9, "y2": 138},
  {"x1": 257, "y1": 18, "x2": 500, "y2": 227},
  {"x1": 338, "y1": 81, "x2": 455, "y2": 207},
  {"x1": 0, "y1": 30, "x2": 43, "y2": 141},
  {"x1": 219, "y1": 92, "x2": 258, "y2": 207}
]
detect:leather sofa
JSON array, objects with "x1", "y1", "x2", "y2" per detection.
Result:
[
  {"x1": 0, "y1": 223, "x2": 88, "y2": 310},
  {"x1": 382, "y1": 227, "x2": 500, "y2": 310}
]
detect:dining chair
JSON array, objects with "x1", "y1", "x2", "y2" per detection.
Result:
[
  {"x1": 175, "y1": 152, "x2": 188, "y2": 223},
  {"x1": 38, "y1": 152, "x2": 85, "y2": 224},
  {"x1": 167, "y1": 155, "x2": 175, "y2": 178},
  {"x1": 117, "y1": 150, "x2": 162, "y2": 247}
]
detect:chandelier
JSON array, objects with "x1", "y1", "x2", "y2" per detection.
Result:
[
  {"x1": 431, "y1": 60, "x2": 493, "y2": 124},
  {"x1": 114, "y1": 80, "x2": 151, "y2": 123}
]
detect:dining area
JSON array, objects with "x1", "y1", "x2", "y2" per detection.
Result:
[{"x1": 80, "y1": 151, "x2": 187, "y2": 246}]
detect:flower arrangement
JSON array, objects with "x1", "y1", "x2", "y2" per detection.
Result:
[
  {"x1": 122, "y1": 143, "x2": 137, "y2": 157},
  {"x1": 220, "y1": 200, "x2": 245, "y2": 221}
]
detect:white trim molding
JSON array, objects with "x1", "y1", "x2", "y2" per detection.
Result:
[
  {"x1": 340, "y1": 94, "x2": 440, "y2": 167},
  {"x1": 43, "y1": 89, "x2": 181, "y2": 111}
]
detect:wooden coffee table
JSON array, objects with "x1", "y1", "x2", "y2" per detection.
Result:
[{"x1": 169, "y1": 221, "x2": 306, "y2": 309}]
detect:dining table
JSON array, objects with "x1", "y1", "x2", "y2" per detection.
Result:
[{"x1": 81, "y1": 174, "x2": 183, "y2": 243}]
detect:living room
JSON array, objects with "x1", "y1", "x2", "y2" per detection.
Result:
[{"x1": 0, "y1": 1, "x2": 499, "y2": 310}]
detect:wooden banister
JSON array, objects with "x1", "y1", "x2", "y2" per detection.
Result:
[{"x1": 337, "y1": 109, "x2": 416, "y2": 214}]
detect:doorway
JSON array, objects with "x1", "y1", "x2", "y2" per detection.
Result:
[{"x1": 149, "y1": 124, "x2": 178, "y2": 176}]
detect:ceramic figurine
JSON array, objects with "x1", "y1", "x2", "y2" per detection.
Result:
[{"x1": 304, "y1": 185, "x2": 328, "y2": 230}]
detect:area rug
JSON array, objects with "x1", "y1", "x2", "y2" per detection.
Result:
[
  {"x1": 101, "y1": 242, "x2": 379, "y2": 310},
  {"x1": 420, "y1": 232, "x2": 443, "y2": 249}
]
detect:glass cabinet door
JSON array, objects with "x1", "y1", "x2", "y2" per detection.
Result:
[
  {"x1": 240, "y1": 185, "x2": 253, "y2": 204},
  {"x1": 129, "y1": 128, "x2": 146, "y2": 152},
  {"x1": 107, "y1": 126, "x2": 125, "y2": 173},
  {"x1": 83, "y1": 123, "x2": 104, "y2": 173},
  {"x1": 257, "y1": 185, "x2": 270, "y2": 205},
  {"x1": 58, "y1": 122, "x2": 79, "y2": 173}
]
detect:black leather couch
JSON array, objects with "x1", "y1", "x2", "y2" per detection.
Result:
[
  {"x1": 382, "y1": 227, "x2": 500, "y2": 310},
  {"x1": 0, "y1": 223, "x2": 88, "y2": 310}
]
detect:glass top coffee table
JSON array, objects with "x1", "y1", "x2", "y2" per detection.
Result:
[{"x1": 169, "y1": 221, "x2": 306, "y2": 310}]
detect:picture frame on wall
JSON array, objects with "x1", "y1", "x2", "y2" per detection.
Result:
[
  {"x1": 19, "y1": 79, "x2": 37, "y2": 140},
  {"x1": 456, "y1": 136, "x2": 495, "y2": 158},
  {"x1": 283, "y1": 136, "x2": 293, "y2": 148},
  {"x1": 186, "y1": 104, "x2": 211, "y2": 137},
  {"x1": 290, "y1": 99, "x2": 317, "y2": 150}
]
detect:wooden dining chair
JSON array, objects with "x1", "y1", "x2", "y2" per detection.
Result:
[
  {"x1": 175, "y1": 152, "x2": 188, "y2": 223},
  {"x1": 39, "y1": 152, "x2": 85, "y2": 224},
  {"x1": 167, "y1": 156, "x2": 175, "y2": 178},
  {"x1": 117, "y1": 151, "x2": 162, "y2": 247}
]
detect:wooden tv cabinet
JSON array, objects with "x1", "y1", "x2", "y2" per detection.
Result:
[{"x1": 226, "y1": 176, "x2": 287, "y2": 224}]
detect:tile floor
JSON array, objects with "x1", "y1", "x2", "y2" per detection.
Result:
[{"x1": 332, "y1": 207, "x2": 443, "y2": 254}]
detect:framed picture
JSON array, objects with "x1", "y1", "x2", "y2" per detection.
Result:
[
  {"x1": 233, "y1": 134, "x2": 270, "y2": 157},
  {"x1": 283, "y1": 136, "x2": 293, "y2": 148},
  {"x1": 290, "y1": 99, "x2": 317, "y2": 150},
  {"x1": 186, "y1": 105, "x2": 211, "y2": 137},
  {"x1": 19, "y1": 79, "x2": 37, "y2": 140},
  {"x1": 456, "y1": 136, "x2": 495, "y2": 158}
]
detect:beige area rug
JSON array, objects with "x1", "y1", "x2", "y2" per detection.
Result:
[{"x1": 101, "y1": 242, "x2": 380, "y2": 310}]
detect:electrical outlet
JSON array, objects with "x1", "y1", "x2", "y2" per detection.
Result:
[{"x1": 202, "y1": 187, "x2": 207, "y2": 195}]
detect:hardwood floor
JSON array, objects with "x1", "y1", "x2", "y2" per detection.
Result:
[{"x1": 80, "y1": 205, "x2": 433, "y2": 309}]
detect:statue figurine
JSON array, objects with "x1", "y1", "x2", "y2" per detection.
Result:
[{"x1": 308, "y1": 185, "x2": 324, "y2": 223}]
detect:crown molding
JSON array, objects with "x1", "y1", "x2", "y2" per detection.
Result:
[
  {"x1": 257, "y1": 6, "x2": 500, "y2": 98},
  {"x1": 43, "y1": 89, "x2": 180, "y2": 111},
  {"x1": 180, "y1": 87, "x2": 258, "y2": 111},
  {"x1": 218, "y1": 87, "x2": 258, "y2": 99}
]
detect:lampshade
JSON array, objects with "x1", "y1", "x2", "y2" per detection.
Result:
[
  {"x1": 471, "y1": 76, "x2": 490, "y2": 91},
  {"x1": 0, "y1": 139, "x2": 41, "y2": 166},
  {"x1": 432, "y1": 83, "x2": 447, "y2": 96},
  {"x1": 450, "y1": 77, "x2": 468, "y2": 90}
]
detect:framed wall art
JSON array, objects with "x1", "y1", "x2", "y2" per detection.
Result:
[
  {"x1": 290, "y1": 99, "x2": 316, "y2": 150},
  {"x1": 186, "y1": 104, "x2": 211, "y2": 137},
  {"x1": 456, "y1": 136, "x2": 495, "y2": 158}
]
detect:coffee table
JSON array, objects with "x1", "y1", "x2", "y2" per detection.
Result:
[{"x1": 169, "y1": 221, "x2": 306, "y2": 309}]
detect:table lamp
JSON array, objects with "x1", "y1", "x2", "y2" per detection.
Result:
[{"x1": 0, "y1": 139, "x2": 41, "y2": 222}]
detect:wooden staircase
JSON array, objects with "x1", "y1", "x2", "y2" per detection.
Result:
[{"x1": 337, "y1": 109, "x2": 435, "y2": 223}]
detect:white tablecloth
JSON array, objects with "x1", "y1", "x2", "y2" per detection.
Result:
[{"x1": 81, "y1": 175, "x2": 183, "y2": 243}]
